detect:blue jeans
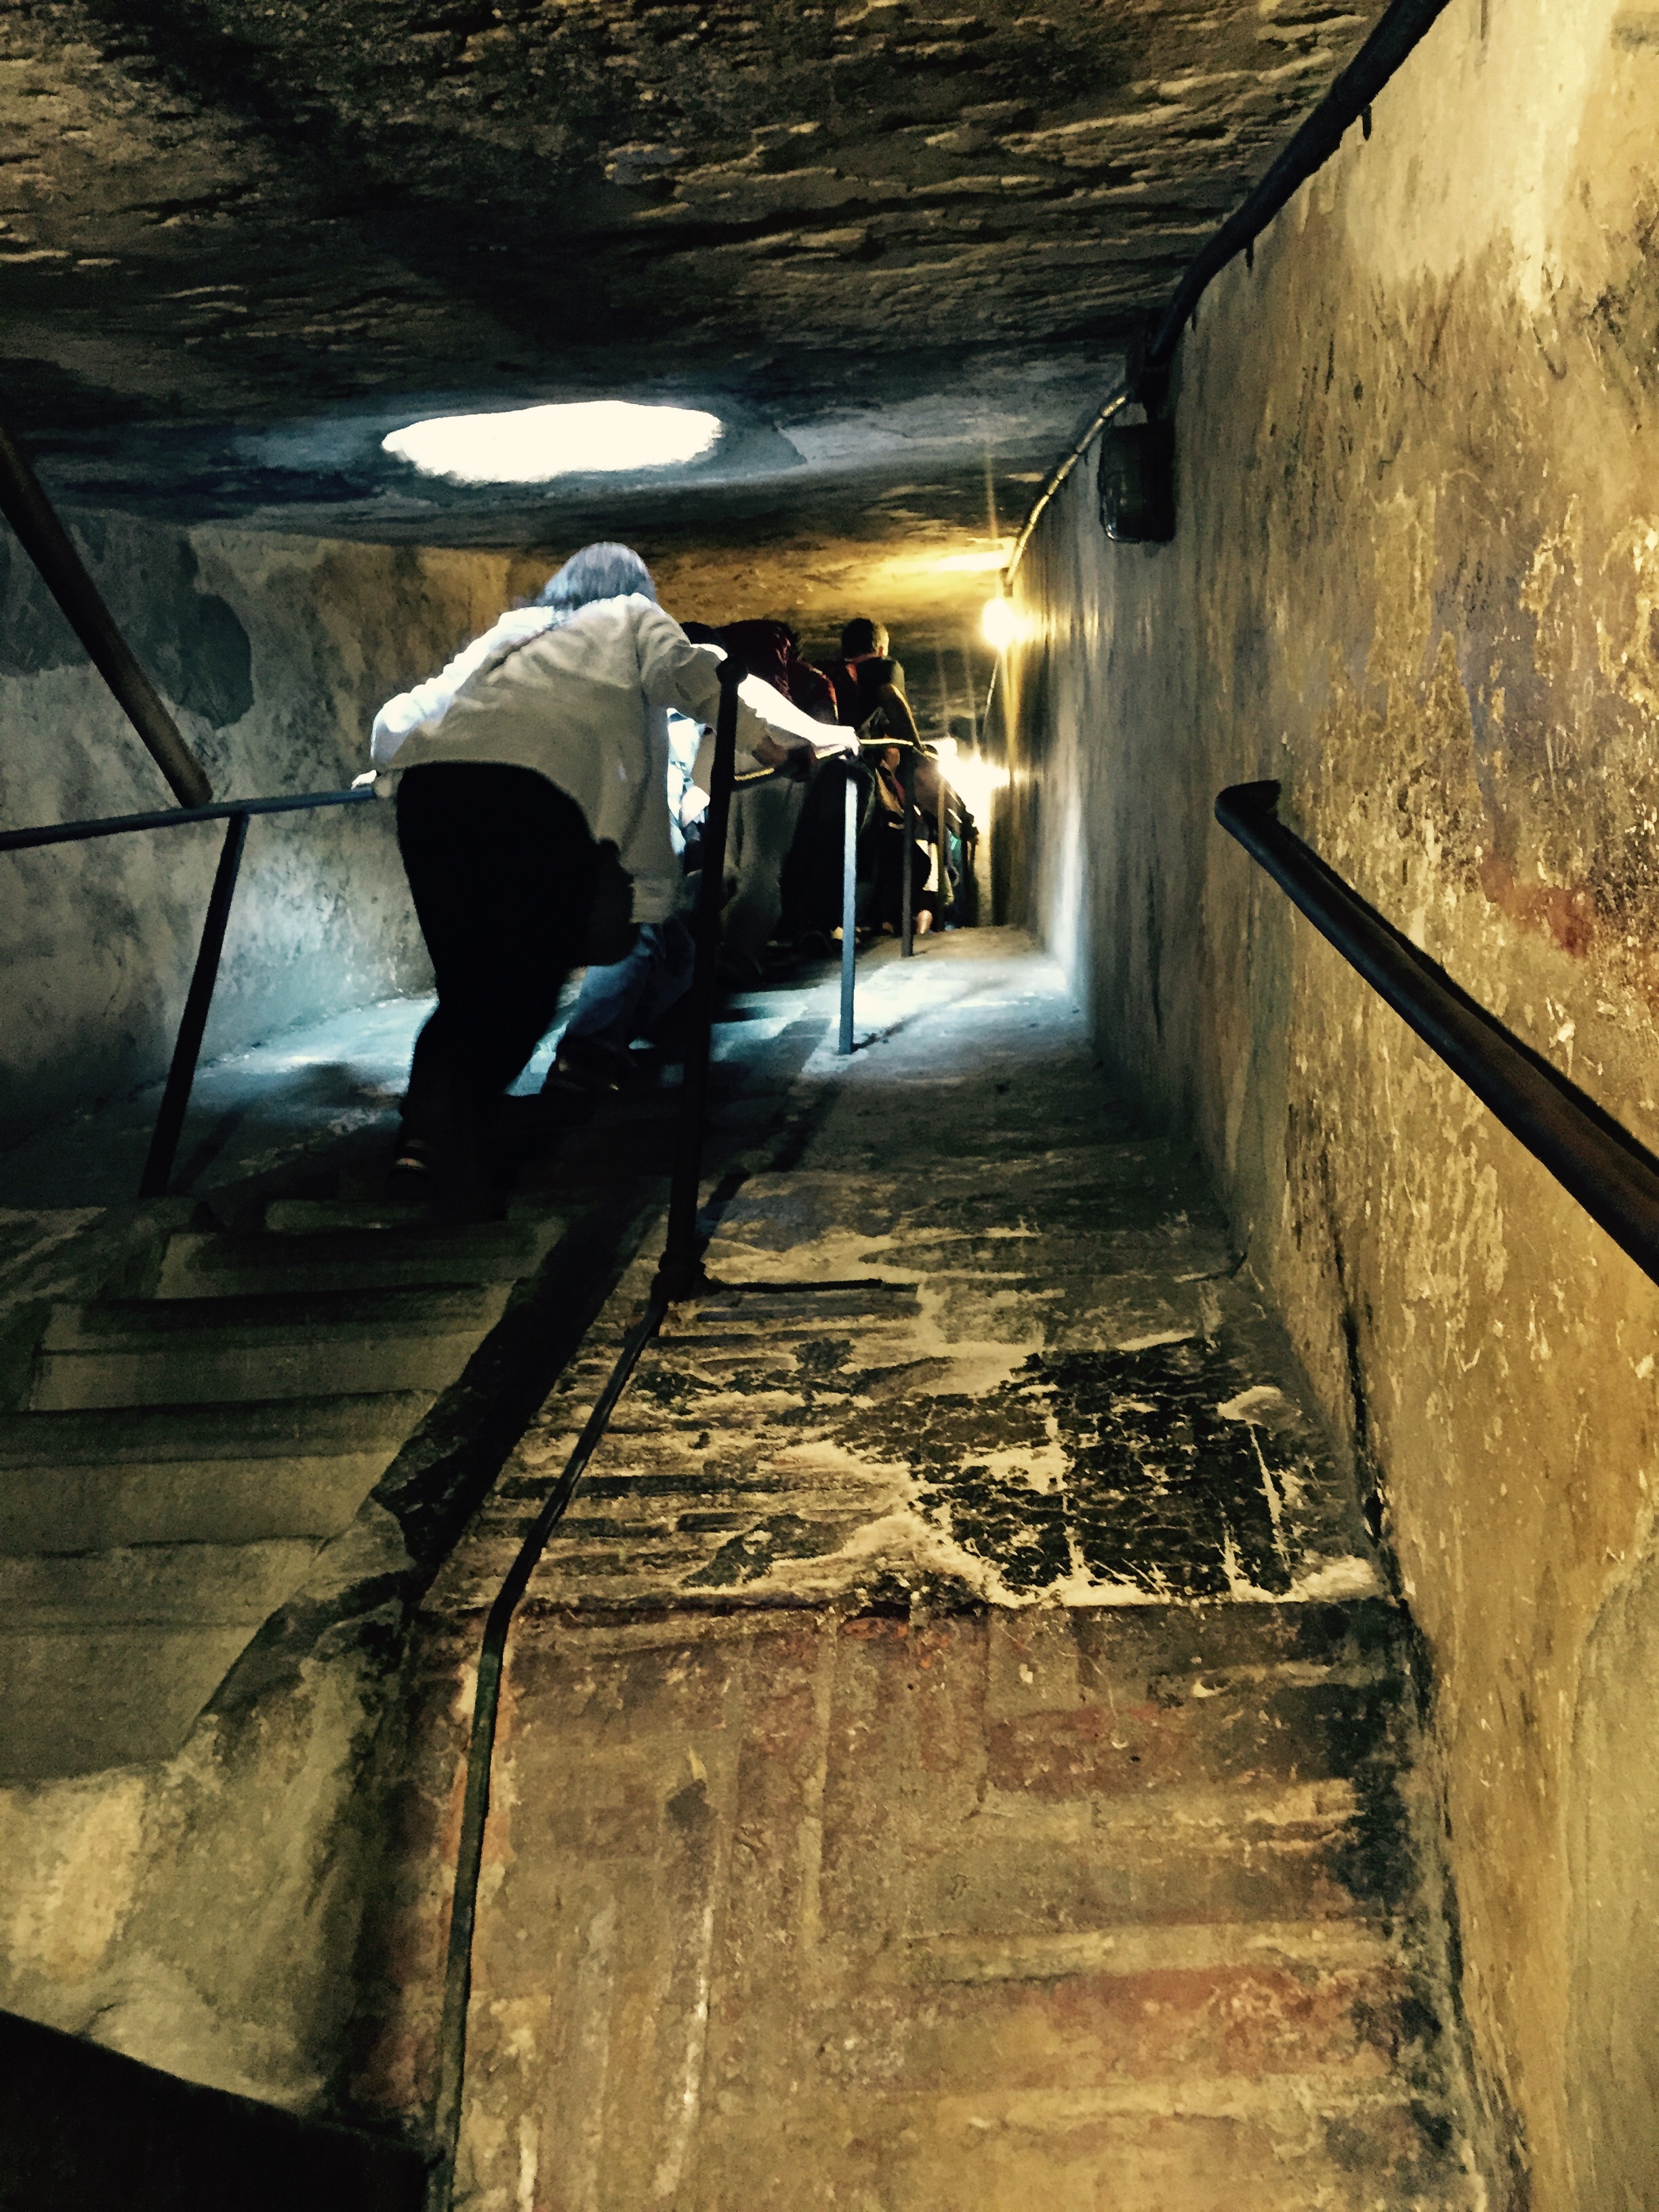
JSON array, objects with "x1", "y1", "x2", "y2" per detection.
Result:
[{"x1": 562, "y1": 916, "x2": 696, "y2": 1050}]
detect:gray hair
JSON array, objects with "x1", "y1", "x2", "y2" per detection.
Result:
[{"x1": 537, "y1": 542, "x2": 657, "y2": 611}]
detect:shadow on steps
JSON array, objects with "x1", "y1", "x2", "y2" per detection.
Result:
[{"x1": 0, "y1": 2008, "x2": 426, "y2": 2211}]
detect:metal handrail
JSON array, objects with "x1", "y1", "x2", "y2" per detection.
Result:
[
  {"x1": 0, "y1": 785, "x2": 371, "y2": 853},
  {"x1": 1000, "y1": 0, "x2": 1455, "y2": 605},
  {"x1": 1, "y1": 783, "x2": 377, "y2": 1195},
  {"x1": 1144, "y1": 0, "x2": 1453, "y2": 375},
  {"x1": 0, "y1": 415, "x2": 213, "y2": 807},
  {"x1": 1216, "y1": 781, "x2": 1659, "y2": 1285}
]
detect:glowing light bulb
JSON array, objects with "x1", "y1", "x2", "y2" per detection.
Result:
[
  {"x1": 981, "y1": 596, "x2": 1021, "y2": 651},
  {"x1": 383, "y1": 400, "x2": 722, "y2": 485}
]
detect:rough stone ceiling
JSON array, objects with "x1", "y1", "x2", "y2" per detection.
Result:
[{"x1": 1, "y1": 0, "x2": 1385, "y2": 640}]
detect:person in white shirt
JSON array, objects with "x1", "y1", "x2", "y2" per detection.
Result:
[{"x1": 369, "y1": 541, "x2": 822, "y2": 1208}]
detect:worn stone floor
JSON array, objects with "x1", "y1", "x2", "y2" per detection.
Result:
[{"x1": 354, "y1": 931, "x2": 1483, "y2": 2211}]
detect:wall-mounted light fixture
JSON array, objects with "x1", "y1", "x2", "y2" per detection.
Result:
[{"x1": 1099, "y1": 420, "x2": 1175, "y2": 543}]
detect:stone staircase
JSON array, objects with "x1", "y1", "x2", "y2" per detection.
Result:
[
  {"x1": 0, "y1": 1191, "x2": 564, "y2": 1782},
  {"x1": 356, "y1": 937, "x2": 1488, "y2": 2211},
  {"x1": 0, "y1": 961, "x2": 844, "y2": 2120},
  {"x1": 422, "y1": 1602, "x2": 1470, "y2": 2210}
]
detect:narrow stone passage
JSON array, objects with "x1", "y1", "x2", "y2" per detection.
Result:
[{"x1": 361, "y1": 932, "x2": 1480, "y2": 2210}]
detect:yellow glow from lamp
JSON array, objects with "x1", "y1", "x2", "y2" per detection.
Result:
[
  {"x1": 936, "y1": 549, "x2": 1010, "y2": 574},
  {"x1": 937, "y1": 747, "x2": 1009, "y2": 818},
  {"x1": 981, "y1": 595, "x2": 1021, "y2": 651}
]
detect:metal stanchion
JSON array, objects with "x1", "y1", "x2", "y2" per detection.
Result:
[
  {"x1": 0, "y1": 415, "x2": 213, "y2": 807},
  {"x1": 139, "y1": 810, "x2": 249, "y2": 1197},
  {"x1": 937, "y1": 766, "x2": 951, "y2": 929},
  {"x1": 653, "y1": 657, "x2": 742, "y2": 1303},
  {"x1": 899, "y1": 745, "x2": 917, "y2": 957},
  {"x1": 838, "y1": 756, "x2": 857, "y2": 1055}
]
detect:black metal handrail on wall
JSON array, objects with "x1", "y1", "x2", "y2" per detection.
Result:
[
  {"x1": 1001, "y1": 0, "x2": 1456, "y2": 583},
  {"x1": 2, "y1": 784, "x2": 376, "y2": 1197},
  {"x1": 1216, "y1": 781, "x2": 1659, "y2": 1286}
]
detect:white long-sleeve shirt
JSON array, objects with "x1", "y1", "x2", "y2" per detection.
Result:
[{"x1": 369, "y1": 593, "x2": 834, "y2": 924}]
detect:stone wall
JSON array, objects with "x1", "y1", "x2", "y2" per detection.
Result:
[
  {"x1": 0, "y1": 516, "x2": 546, "y2": 1149},
  {"x1": 1002, "y1": 1, "x2": 1659, "y2": 2203}
]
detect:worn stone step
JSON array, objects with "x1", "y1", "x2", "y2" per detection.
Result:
[
  {"x1": 0, "y1": 1538, "x2": 316, "y2": 1625},
  {"x1": 808, "y1": 1099, "x2": 1145, "y2": 1170},
  {"x1": 706, "y1": 1215, "x2": 1232, "y2": 1284},
  {"x1": 972, "y1": 1605, "x2": 1408, "y2": 1798},
  {"x1": 0, "y1": 1393, "x2": 427, "y2": 1547},
  {"x1": 659, "y1": 1268, "x2": 1218, "y2": 1353},
  {"x1": 28, "y1": 1284, "x2": 510, "y2": 1410},
  {"x1": 705, "y1": 1158, "x2": 1231, "y2": 1252},
  {"x1": 529, "y1": 1492, "x2": 887, "y2": 1540},
  {"x1": 696, "y1": 1946, "x2": 1428, "y2": 2095},
  {"x1": 681, "y1": 2084, "x2": 1475, "y2": 2211},
  {"x1": 902, "y1": 1916, "x2": 1402, "y2": 1986},
  {"x1": 155, "y1": 1210, "x2": 565, "y2": 1298},
  {"x1": 0, "y1": 1624, "x2": 273, "y2": 1780},
  {"x1": 0, "y1": 1539, "x2": 326, "y2": 1782},
  {"x1": 900, "y1": 1776, "x2": 1388, "y2": 1934},
  {"x1": 946, "y1": 1673, "x2": 1400, "y2": 1804}
]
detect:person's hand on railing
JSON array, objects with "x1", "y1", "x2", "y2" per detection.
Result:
[
  {"x1": 750, "y1": 731, "x2": 819, "y2": 777},
  {"x1": 351, "y1": 769, "x2": 380, "y2": 790}
]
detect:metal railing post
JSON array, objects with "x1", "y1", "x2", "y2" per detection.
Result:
[
  {"x1": 653, "y1": 659, "x2": 742, "y2": 1302},
  {"x1": 900, "y1": 745, "x2": 917, "y2": 957},
  {"x1": 937, "y1": 766, "x2": 951, "y2": 928},
  {"x1": 138, "y1": 810, "x2": 249, "y2": 1198},
  {"x1": 0, "y1": 417, "x2": 213, "y2": 808},
  {"x1": 838, "y1": 757, "x2": 858, "y2": 1055}
]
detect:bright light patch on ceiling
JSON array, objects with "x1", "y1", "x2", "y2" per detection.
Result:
[
  {"x1": 936, "y1": 548, "x2": 1010, "y2": 573},
  {"x1": 382, "y1": 400, "x2": 722, "y2": 484}
]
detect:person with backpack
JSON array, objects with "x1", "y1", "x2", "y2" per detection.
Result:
[{"x1": 819, "y1": 617, "x2": 921, "y2": 749}]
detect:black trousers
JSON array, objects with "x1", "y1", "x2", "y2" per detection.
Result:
[
  {"x1": 396, "y1": 763, "x2": 596, "y2": 1159},
  {"x1": 872, "y1": 819, "x2": 933, "y2": 930},
  {"x1": 781, "y1": 758, "x2": 874, "y2": 938}
]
